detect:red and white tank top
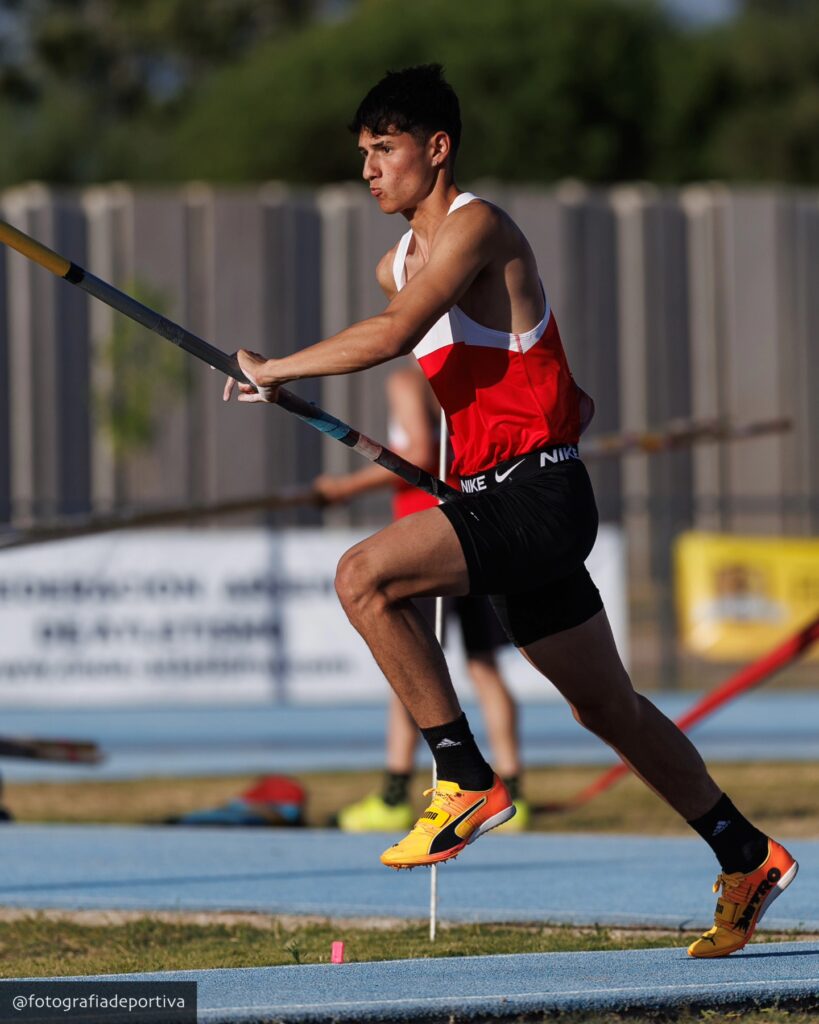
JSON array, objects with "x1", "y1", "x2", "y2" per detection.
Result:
[{"x1": 392, "y1": 193, "x2": 582, "y2": 478}]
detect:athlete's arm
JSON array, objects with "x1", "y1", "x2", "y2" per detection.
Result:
[
  {"x1": 312, "y1": 463, "x2": 392, "y2": 504},
  {"x1": 223, "y1": 205, "x2": 498, "y2": 402},
  {"x1": 375, "y1": 246, "x2": 399, "y2": 303}
]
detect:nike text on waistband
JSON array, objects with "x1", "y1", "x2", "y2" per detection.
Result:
[{"x1": 459, "y1": 445, "x2": 581, "y2": 493}]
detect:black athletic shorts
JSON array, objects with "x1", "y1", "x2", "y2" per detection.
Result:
[
  {"x1": 438, "y1": 445, "x2": 603, "y2": 648},
  {"x1": 415, "y1": 594, "x2": 509, "y2": 656}
]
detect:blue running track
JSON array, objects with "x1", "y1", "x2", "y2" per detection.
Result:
[
  {"x1": 3, "y1": 828, "x2": 817, "y2": 1020},
  {"x1": 2, "y1": 692, "x2": 818, "y2": 780},
  {"x1": 1, "y1": 826, "x2": 816, "y2": 930},
  {"x1": 49, "y1": 942, "x2": 819, "y2": 1022}
]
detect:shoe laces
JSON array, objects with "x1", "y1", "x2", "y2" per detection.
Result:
[
  {"x1": 422, "y1": 785, "x2": 463, "y2": 804},
  {"x1": 712, "y1": 870, "x2": 753, "y2": 904}
]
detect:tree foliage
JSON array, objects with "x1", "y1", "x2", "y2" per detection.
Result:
[
  {"x1": 93, "y1": 281, "x2": 189, "y2": 458},
  {"x1": 0, "y1": 0, "x2": 312, "y2": 183},
  {"x1": 1, "y1": 0, "x2": 818, "y2": 188}
]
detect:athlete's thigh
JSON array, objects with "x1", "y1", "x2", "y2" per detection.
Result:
[
  {"x1": 519, "y1": 608, "x2": 633, "y2": 708},
  {"x1": 349, "y1": 506, "x2": 470, "y2": 601}
]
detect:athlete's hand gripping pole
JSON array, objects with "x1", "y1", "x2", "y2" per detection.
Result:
[{"x1": 0, "y1": 219, "x2": 460, "y2": 504}]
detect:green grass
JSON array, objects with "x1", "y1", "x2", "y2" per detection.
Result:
[
  {"x1": 6, "y1": 762, "x2": 819, "y2": 839},
  {"x1": 0, "y1": 914, "x2": 808, "y2": 978}
]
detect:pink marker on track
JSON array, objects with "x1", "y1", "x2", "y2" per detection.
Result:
[{"x1": 331, "y1": 941, "x2": 345, "y2": 964}]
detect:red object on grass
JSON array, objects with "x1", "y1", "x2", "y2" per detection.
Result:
[{"x1": 242, "y1": 776, "x2": 306, "y2": 806}]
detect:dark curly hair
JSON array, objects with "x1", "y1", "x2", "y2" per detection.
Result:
[{"x1": 350, "y1": 64, "x2": 461, "y2": 155}]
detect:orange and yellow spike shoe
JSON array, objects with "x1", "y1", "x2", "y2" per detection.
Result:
[
  {"x1": 380, "y1": 775, "x2": 514, "y2": 869},
  {"x1": 688, "y1": 839, "x2": 798, "y2": 958}
]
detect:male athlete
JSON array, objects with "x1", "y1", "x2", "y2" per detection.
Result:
[{"x1": 224, "y1": 64, "x2": 797, "y2": 958}]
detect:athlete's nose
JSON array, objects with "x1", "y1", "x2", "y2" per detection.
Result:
[{"x1": 362, "y1": 153, "x2": 379, "y2": 182}]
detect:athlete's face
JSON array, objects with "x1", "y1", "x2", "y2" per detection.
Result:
[{"x1": 358, "y1": 128, "x2": 440, "y2": 214}]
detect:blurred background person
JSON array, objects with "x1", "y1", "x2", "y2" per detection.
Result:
[{"x1": 313, "y1": 361, "x2": 529, "y2": 832}]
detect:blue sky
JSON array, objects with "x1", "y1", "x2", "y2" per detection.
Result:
[{"x1": 661, "y1": 0, "x2": 740, "y2": 24}]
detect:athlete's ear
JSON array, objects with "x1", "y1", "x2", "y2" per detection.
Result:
[{"x1": 428, "y1": 130, "x2": 452, "y2": 168}]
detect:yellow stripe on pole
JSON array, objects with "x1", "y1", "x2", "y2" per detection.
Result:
[{"x1": 0, "y1": 219, "x2": 72, "y2": 278}]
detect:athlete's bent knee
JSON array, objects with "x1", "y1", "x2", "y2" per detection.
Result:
[{"x1": 335, "y1": 546, "x2": 389, "y2": 623}]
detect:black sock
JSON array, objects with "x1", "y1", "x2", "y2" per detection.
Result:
[
  {"x1": 503, "y1": 775, "x2": 521, "y2": 801},
  {"x1": 687, "y1": 793, "x2": 769, "y2": 873},
  {"x1": 381, "y1": 771, "x2": 410, "y2": 807},
  {"x1": 420, "y1": 713, "x2": 494, "y2": 791}
]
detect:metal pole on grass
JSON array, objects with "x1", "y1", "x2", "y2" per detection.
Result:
[{"x1": 430, "y1": 407, "x2": 449, "y2": 942}]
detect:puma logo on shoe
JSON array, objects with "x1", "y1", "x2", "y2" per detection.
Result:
[{"x1": 429, "y1": 796, "x2": 488, "y2": 855}]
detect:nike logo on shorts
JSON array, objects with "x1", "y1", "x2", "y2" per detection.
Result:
[{"x1": 494, "y1": 459, "x2": 525, "y2": 484}]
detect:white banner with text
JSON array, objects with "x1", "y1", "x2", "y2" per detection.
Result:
[{"x1": 0, "y1": 526, "x2": 627, "y2": 706}]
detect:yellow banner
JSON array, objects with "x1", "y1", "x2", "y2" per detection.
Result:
[{"x1": 675, "y1": 532, "x2": 819, "y2": 661}]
